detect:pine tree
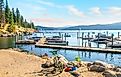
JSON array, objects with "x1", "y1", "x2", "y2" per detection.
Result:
[
  {"x1": 9, "y1": 11, "x2": 14, "y2": 25},
  {"x1": 0, "y1": 0, "x2": 4, "y2": 12},
  {"x1": 12, "y1": 8, "x2": 16, "y2": 23},
  {"x1": 16, "y1": 8, "x2": 20, "y2": 25},
  {"x1": 31, "y1": 22, "x2": 35, "y2": 29},
  {"x1": 0, "y1": 0, "x2": 4, "y2": 27},
  {"x1": 5, "y1": 0, "x2": 10, "y2": 23},
  {"x1": 7, "y1": 11, "x2": 15, "y2": 33},
  {"x1": 20, "y1": 15, "x2": 23, "y2": 27},
  {"x1": 22, "y1": 19, "x2": 26, "y2": 28}
]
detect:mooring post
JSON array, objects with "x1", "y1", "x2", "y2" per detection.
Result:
[
  {"x1": 97, "y1": 33, "x2": 100, "y2": 48},
  {"x1": 106, "y1": 31, "x2": 108, "y2": 36},
  {"x1": 105, "y1": 43, "x2": 107, "y2": 49},
  {"x1": 88, "y1": 32, "x2": 90, "y2": 46},
  {"x1": 118, "y1": 32, "x2": 120, "y2": 38},
  {"x1": 92, "y1": 35, "x2": 93, "y2": 38},
  {"x1": 43, "y1": 32, "x2": 44, "y2": 36},
  {"x1": 89, "y1": 42, "x2": 91, "y2": 48},
  {"x1": 62, "y1": 34, "x2": 63, "y2": 41},
  {"x1": 82, "y1": 32, "x2": 84, "y2": 47},
  {"x1": 64, "y1": 33, "x2": 66, "y2": 41},
  {"x1": 85, "y1": 42, "x2": 87, "y2": 47},
  {"x1": 59, "y1": 32, "x2": 61, "y2": 37},
  {"x1": 111, "y1": 34, "x2": 114, "y2": 49},
  {"x1": 77, "y1": 32, "x2": 79, "y2": 38}
]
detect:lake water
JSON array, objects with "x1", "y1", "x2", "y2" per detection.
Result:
[{"x1": 1, "y1": 30, "x2": 121, "y2": 66}]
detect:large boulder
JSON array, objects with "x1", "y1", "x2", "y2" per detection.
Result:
[
  {"x1": 93, "y1": 61, "x2": 115, "y2": 69},
  {"x1": 89, "y1": 65, "x2": 106, "y2": 72},
  {"x1": 116, "y1": 73, "x2": 121, "y2": 77},
  {"x1": 102, "y1": 70, "x2": 117, "y2": 77},
  {"x1": 42, "y1": 59, "x2": 54, "y2": 68},
  {"x1": 114, "y1": 67, "x2": 121, "y2": 72}
]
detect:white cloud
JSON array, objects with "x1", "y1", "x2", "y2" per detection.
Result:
[
  {"x1": 67, "y1": 5, "x2": 85, "y2": 17},
  {"x1": 108, "y1": 7, "x2": 121, "y2": 16},
  {"x1": 90, "y1": 7, "x2": 102, "y2": 15},
  {"x1": 37, "y1": 1, "x2": 55, "y2": 7},
  {"x1": 11, "y1": 0, "x2": 121, "y2": 27},
  {"x1": 37, "y1": 0, "x2": 63, "y2": 8}
]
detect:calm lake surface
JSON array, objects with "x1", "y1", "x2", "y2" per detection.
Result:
[{"x1": 1, "y1": 30, "x2": 121, "y2": 66}]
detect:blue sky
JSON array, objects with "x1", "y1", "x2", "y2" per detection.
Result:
[{"x1": 7, "y1": 0, "x2": 121, "y2": 27}]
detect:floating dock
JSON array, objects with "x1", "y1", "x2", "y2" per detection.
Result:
[
  {"x1": 15, "y1": 40, "x2": 36, "y2": 44},
  {"x1": 35, "y1": 44, "x2": 121, "y2": 53},
  {"x1": 108, "y1": 44, "x2": 121, "y2": 48},
  {"x1": 78, "y1": 37, "x2": 93, "y2": 40}
]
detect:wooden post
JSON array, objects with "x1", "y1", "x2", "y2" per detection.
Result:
[
  {"x1": 64, "y1": 33, "x2": 66, "y2": 41},
  {"x1": 59, "y1": 32, "x2": 61, "y2": 37},
  {"x1": 118, "y1": 32, "x2": 120, "y2": 38},
  {"x1": 88, "y1": 32, "x2": 90, "y2": 46},
  {"x1": 106, "y1": 31, "x2": 108, "y2": 36},
  {"x1": 89, "y1": 42, "x2": 91, "y2": 48},
  {"x1": 43, "y1": 32, "x2": 44, "y2": 36},
  {"x1": 97, "y1": 33, "x2": 99, "y2": 48},
  {"x1": 92, "y1": 35, "x2": 93, "y2": 38},
  {"x1": 82, "y1": 32, "x2": 84, "y2": 47},
  {"x1": 62, "y1": 34, "x2": 63, "y2": 41},
  {"x1": 105, "y1": 43, "x2": 107, "y2": 49},
  {"x1": 77, "y1": 32, "x2": 79, "y2": 38},
  {"x1": 111, "y1": 34, "x2": 114, "y2": 49},
  {"x1": 85, "y1": 42, "x2": 87, "y2": 47}
]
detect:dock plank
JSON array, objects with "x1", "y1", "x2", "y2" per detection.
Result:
[{"x1": 35, "y1": 44, "x2": 121, "y2": 53}]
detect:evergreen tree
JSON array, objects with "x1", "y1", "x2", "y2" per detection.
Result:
[
  {"x1": 16, "y1": 8, "x2": 20, "y2": 25},
  {"x1": 5, "y1": 0, "x2": 10, "y2": 23},
  {"x1": 9, "y1": 11, "x2": 14, "y2": 25},
  {"x1": 27, "y1": 22, "x2": 31, "y2": 28},
  {"x1": 31, "y1": 22, "x2": 35, "y2": 29},
  {"x1": 20, "y1": 15, "x2": 23, "y2": 27},
  {"x1": 23, "y1": 19, "x2": 27, "y2": 28},
  {"x1": 12, "y1": 8, "x2": 16, "y2": 23},
  {"x1": 0, "y1": 0, "x2": 4, "y2": 13},
  {"x1": 0, "y1": 0, "x2": 4, "y2": 17},
  {"x1": 0, "y1": 0, "x2": 4, "y2": 27},
  {"x1": 7, "y1": 11, "x2": 15, "y2": 33}
]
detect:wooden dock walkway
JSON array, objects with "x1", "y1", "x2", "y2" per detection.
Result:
[
  {"x1": 15, "y1": 40, "x2": 36, "y2": 44},
  {"x1": 35, "y1": 44, "x2": 121, "y2": 53}
]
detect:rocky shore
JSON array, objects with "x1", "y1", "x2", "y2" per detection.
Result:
[
  {"x1": 0, "y1": 26, "x2": 36, "y2": 37},
  {"x1": 0, "y1": 49, "x2": 121, "y2": 77}
]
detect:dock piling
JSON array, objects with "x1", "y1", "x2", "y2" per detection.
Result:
[
  {"x1": 77, "y1": 32, "x2": 79, "y2": 38},
  {"x1": 82, "y1": 32, "x2": 84, "y2": 47},
  {"x1": 64, "y1": 33, "x2": 66, "y2": 41},
  {"x1": 118, "y1": 32, "x2": 120, "y2": 38},
  {"x1": 88, "y1": 32, "x2": 90, "y2": 46},
  {"x1": 111, "y1": 34, "x2": 114, "y2": 49},
  {"x1": 42, "y1": 32, "x2": 44, "y2": 36},
  {"x1": 59, "y1": 32, "x2": 61, "y2": 37},
  {"x1": 62, "y1": 34, "x2": 63, "y2": 41},
  {"x1": 106, "y1": 31, "x2": 108, "y2": 36},
  {"x1": 85, "y1": 42, "x2": 87, "y2": 47},
  {"x1": 97, "y1": 33, "x2": 100, "y2": 48}
]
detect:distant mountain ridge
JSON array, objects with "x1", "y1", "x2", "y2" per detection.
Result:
[{"x1": 36, "y1": 22, "x2": 121, "y2": 30}]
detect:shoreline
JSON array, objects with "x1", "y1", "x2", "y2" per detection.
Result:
[{"x1": 0, "y1": 49, "x2": 121, "y2": 77}]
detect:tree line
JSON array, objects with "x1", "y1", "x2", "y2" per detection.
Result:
[{"x1": 0, "y1": 0, "x2": 35, "y2": 32}]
